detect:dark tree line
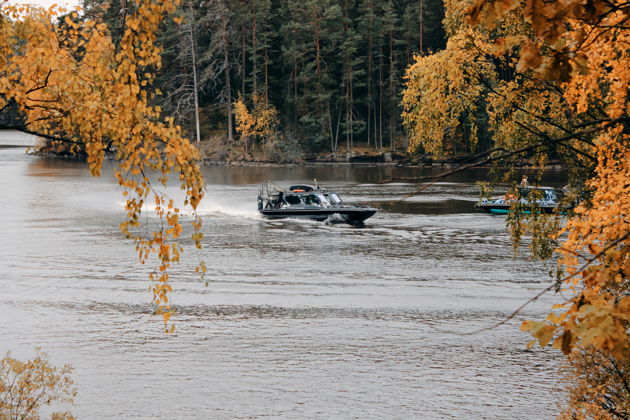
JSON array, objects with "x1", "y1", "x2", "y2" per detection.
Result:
[{"x1": 82, "y1": 0, "x2": 446, "y2": 153}]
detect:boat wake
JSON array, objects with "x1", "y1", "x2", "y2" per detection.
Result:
[
  {"x1": 117, "y1": 193, "x2": 261, "y2": 220},
  {"x1": 196, "y1": 201, "x2": 261, "y2": 220}
]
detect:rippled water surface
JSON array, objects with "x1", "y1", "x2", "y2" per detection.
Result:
[{"x1": 0, "y1": 148, "x2": 568, "y2": 418}]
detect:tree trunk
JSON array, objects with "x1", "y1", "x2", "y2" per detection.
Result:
[
  {"x1": 223, "y1": 34, "x2": 233, "y2": 142},
  {"x1": 241, "y1": 29, "x2": 246, "y2": 96},
  {"x1": 389, "y1": 29, "x2": 395, "y2": 151},
  {"x1": 367, "y1": 32, "x2": 372, "y2": 148},
  {"x1": 335, "y1": 107, "x2": 341, "y2": 151},
  {"x1": 188, "y1": 2, "x2": 201, "y2": 143},
  {"x1": 419, "y1": 0, "x2": 424, "y2": 54},
  {"x1": 343, "y1": 0, "x2": 351, "y2": 152},
  {"x1": 263, "y1": 44, "x2": 269, "y2": 101},
  {"x1": 293, "y1": 60, "x2": 298, "y2": 124},
  {"x1": 329, "y1": 105, "x2": 334, "y2": 151},
  {"x1": 378, "y1": 47, "x2": 383, "y2": 151},
  {"x1": 252, "y1": 16, "x2": 257, "y2": 95}
]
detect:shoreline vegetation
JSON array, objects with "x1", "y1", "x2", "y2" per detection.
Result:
[
  {"x1": 201, "y1": 156, "x2": 568, "y2": 169},
  {"x1": 31, "y1": 140, "x2": 567, "y2": 170}
]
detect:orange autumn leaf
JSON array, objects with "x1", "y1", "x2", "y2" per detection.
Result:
[{"x1": 0, "y1": 1, "x2": 206, "y2": 331}]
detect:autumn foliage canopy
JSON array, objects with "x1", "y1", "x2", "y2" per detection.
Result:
[
  {"x1": 403, "y1": 0, "x2": 629, "y2": 393},
  {"x1": 0, "y1": 0, "x2": 205, "y2": 328},
  {"x1": 473, "y1": 0, "x2": 629, "y2": 357},
  {"x1": 401, "y1": 2, "x2": 629, "y2": 413}
]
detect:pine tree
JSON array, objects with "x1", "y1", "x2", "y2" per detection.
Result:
[
  {"x1": 280, "y1": 0, "x2": 343, "y2": 150},
  {"x1": 382, "y1": 0, "x2": 401, "y2": 150},
  {"x1": 101, "y1": 0, "x2": 449, "y2": 154},
  {"x1": 199, "y1": 0, "x2": 237, "y2": 142}
]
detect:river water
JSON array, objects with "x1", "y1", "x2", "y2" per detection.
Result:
[{"x1": 0, "y1": 147, "x2": 567, "y2": 419}]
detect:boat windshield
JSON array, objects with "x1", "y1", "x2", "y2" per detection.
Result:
[
  {"x1": 519, "y1": 187, "x2": 557, "y2": 200},
  {"x1": 304, "y1": 194, "x2": 321, "y2": 205},
  {"x1": 316, "y1": 194, "x2": 330, "y2": 206},
  {"x1": 328, "y1": 193, "x2": 342, "y2": 204},
  {"x1": 544, "y1": 190, "x2": 557, "y2": 201}
]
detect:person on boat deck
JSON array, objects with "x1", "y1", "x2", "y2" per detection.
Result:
[
  {"x1": 275, "y1": 191, "x2": 286, "y2": 208},
  {"x1": 304, "y1": 194, "x2": 321, "y2": 205},
  {"x1": 520, "y1": 175, "x2": 529, "y2": 187}
]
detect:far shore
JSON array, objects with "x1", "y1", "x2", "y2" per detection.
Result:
[
  {"x1": 201, "y1": 157, "x2": 567, "y2": 171},
  {"x1": 21, "y1": 145, "x2": 567, "y2": 171}
]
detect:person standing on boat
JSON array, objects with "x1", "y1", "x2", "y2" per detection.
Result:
[
  {"x1": 275, "y1": 191, "x2": 286, "y2": 208},
  {"x1": 520, "y1": 175, "x2": 529, "y2": 187}
]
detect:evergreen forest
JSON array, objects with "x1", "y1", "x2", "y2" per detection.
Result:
[{"x1": 82, "y1": 0, "x2": 446, "y2": 154}]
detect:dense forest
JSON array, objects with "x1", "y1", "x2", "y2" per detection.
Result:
[{"x1": 81, "y1": 0, "x2": 446, "y2": 155}]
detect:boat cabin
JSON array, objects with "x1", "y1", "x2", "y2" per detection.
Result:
[
  {"x1": 257, "y1": 181, "x2": 377, "y2": 224},
  {"x1": 289, "y1": 185, "x2": 315, "y2": 192},
  {"x1": 477, "y1": 185, "x2": 563, "y2": 214},
  {"x1": 280, "y1": 192, "x2": 342, "y2": 207},
  {"x1": 518, "y1": 186, "x2": 559, "y2": 202}
]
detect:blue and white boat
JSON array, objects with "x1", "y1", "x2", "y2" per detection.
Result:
[{"x1": 476, "y1": 186, "x2": 562, "y2": 214}]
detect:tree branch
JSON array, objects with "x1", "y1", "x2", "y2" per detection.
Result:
[
  {"x1": 25, "y1": 69, "x2": 53, "y2": 95},
  {"x1": 0, "y1": 124, "x2": 82, "y2": 144},
  {"x1": 384, "y1": 124, "x2": 606, "y2": 193},
  {"x1": 514, "y1": 120, "x2": 597, "y2": 162}
]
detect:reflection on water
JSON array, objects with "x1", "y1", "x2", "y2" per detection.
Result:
[{"x1": 0, "y1": 148, "x2": 567, "y2": 419}]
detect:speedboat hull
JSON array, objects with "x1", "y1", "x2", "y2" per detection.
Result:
[
  {"x1": 257, "y1": 182, "x2": 377, "y2": 225},
  {"x1": 476, "y1": 186, "x2": 564, "y2": 215},
  {"x1": 476, "y1": 203, "x2": 558, "y2": 214},
  {"x1": 261, "y1": 207, "x2": 377, "y2": 224}
]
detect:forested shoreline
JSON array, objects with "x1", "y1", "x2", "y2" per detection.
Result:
[{"x1": 82, "y1": 0, "x2": 446, "y2": 159}]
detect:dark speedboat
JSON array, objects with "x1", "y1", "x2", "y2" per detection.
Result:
[
  {"x1": 476, "y1": 186, "x2": 562, "y2": 214},
  {"x1": 257, "y1": 182, "x2": 377, "y2": 225}
]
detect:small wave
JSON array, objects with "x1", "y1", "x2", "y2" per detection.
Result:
[
  {"x1": 117, "y1": 200, "x2": 260, "y2": 220},
  {"x1": 196, "y1": 203, "x2": 261, "y2": 220}
]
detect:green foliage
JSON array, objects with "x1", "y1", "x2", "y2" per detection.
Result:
[{"x1": 263, "y1": 132, "x2": 304, "y2": 163}]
